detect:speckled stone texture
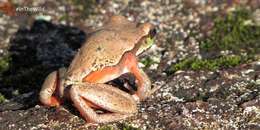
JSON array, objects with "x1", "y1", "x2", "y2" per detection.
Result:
[{"x1": 0, "y1": 0, "x2": 259, "y2": 130}]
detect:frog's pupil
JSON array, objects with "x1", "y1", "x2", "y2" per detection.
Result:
[{"x1": 149, "y1": 28, "x2": 157, "y2": 38}]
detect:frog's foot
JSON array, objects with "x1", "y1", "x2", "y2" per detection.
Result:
[
  {"x1": 70, "y1": 83, "x2": 137, "y2": 123},
  {"x1": 134, "y1": 68, "x2": 162, "y2": 98},
  {"x1": 39, "y1": 69, "x2": 66, "y2": 107}
]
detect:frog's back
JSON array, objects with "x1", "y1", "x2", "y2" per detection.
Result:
[{"x1": 66, "y1": 16, "x2": 150, "y2": 80}]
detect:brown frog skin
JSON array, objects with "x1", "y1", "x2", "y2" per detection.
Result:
[{"x1": 39, "y1": 15, "x2": 158, "y2": 123}]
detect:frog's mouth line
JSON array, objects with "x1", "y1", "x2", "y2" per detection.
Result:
[
  {"x1": 132, "y1": 36, "x2": 154, "y2": 56},
  {"x1": 132, "y1": 28, "x2": 156, "y2": 56}
]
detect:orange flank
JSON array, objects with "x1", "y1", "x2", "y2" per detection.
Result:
[
  {"x1": 83, "y1": 52, "x2": 138, "y2": 84},
  {"x1": 83, "y1": 66, "x2": 120, "y2": 83}
]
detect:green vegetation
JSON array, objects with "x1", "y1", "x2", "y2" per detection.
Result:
[
  {"x1": 200, "y1": 8, "x2": 260, "y2": 55},
  {"x1": 0, "y1": 93, "x2": 6, "y2": 103},
  {"x1": 98, "y1": 125, "x2": 114, "y2": 130},
  {"x1": 169, "y1": 8, "x2": 260, "y2": 74},
  {"x1": 0, "y1": 55, "x2": 10, "y2": 101},
  {"x1": 169, "y1": 55, "x2": 251, "y2": 72},
  {"x1": 141, "y1": 57, "x2": 158, "y2": 68},
  {"x1": 0, "y1": 56, "x2": 10, "y2": 75}
]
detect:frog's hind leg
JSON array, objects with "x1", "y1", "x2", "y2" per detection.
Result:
[
  {"x1": 69, "y1": 83, "x2": 137, "y2": 123},
  {"x1": 39, "y1": 68, "x2": 66, "y2": 107},
  {"x1": 39, "y1": 71, "x2": 60, "y2": 106}
]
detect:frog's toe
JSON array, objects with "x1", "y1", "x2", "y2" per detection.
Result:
[{"x1": 39, "y1": 71, "x2": 61, "y2": 107}]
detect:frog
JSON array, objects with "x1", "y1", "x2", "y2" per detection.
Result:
[{"x1": 39, "y1": 15, "x2": 158, "y2": 123}]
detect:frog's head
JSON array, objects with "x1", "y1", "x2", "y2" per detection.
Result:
[
  {"x1": 133, "y1": 23, "x2": 156, "y2": 55},
  {"x1": 102, "y1": 15, "x2": 156, "y2": 56}
]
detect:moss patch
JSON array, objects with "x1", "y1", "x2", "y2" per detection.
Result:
[
  {"x1": 169, "y1": 55, "x2": 251, "y2": 73},
  {"x1": 0, "y1": 56, "x2": 10, "y2": 75},
  {"x1": 168, "y1": 8, "x2": 260, "y2": 74},
  {"x1": 98, "y1": 125, "x2": 114, "y2": 130},
  {"x1": 0, "y1": 93, "x2": 6, "y2": 103},
  {"x1": 200, "y1": 8, "x2": 260, "y2": 56},
  {"x1": 140, "y1": 57, "x2": 158, "y2": 68}
]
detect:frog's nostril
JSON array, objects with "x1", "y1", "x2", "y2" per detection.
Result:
[{"x1": 149, "y1": 28, "x2": 157, "y2": 38}]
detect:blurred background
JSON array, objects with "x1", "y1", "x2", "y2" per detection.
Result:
[{"x1": 0, "y1": 0, "x2": 259, "y2": 130}]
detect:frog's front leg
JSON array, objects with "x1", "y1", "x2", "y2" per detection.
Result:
[
  {"x1": 70, "y1": 83, "x2": 137, "y2": 123},
  {"x1": 130, "y1": 67, "x2": 152, "y2": 99},
  {"x1": 123, "y1": 52, "x2": 160, "y2": 101}
]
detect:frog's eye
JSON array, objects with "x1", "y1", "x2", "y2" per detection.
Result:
[{"x1": 149, "y1": 28, "x2": 157, "y2": 38}]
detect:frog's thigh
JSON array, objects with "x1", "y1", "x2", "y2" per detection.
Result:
[
  {"x1": 70, "y1": 83, "x2": 137, "y2": 123},
  {"x1": 83, "y1": 65, "x2": 123, "y2": 83}
]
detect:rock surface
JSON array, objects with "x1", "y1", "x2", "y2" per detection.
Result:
[{"x1": 0, "y1": 0, "x2": 259, "y2": 130}]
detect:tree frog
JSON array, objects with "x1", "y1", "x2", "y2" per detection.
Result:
[{"x1": 39, "y1": 15, "x2": 158, "y2": 123}]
